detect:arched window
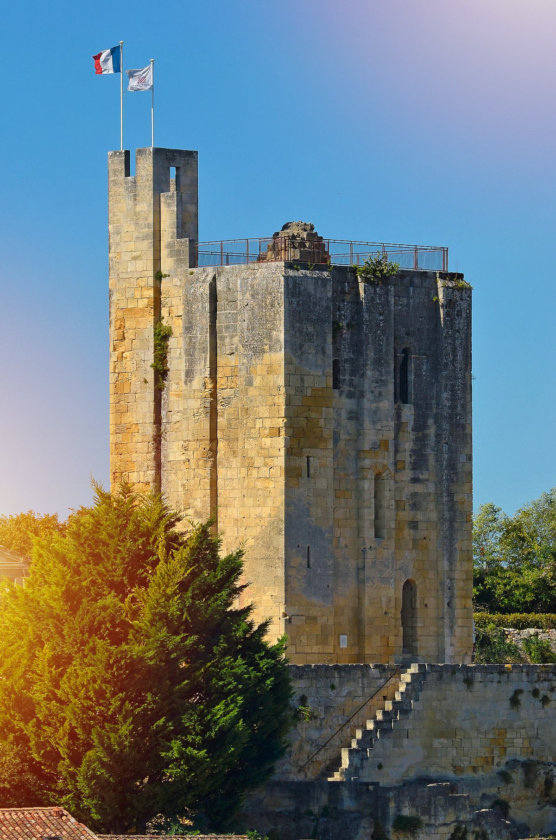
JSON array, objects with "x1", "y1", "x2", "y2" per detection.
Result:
[
  {"x1": 374, "y1": 473, "x2": 387, "y2": 539},
  {"x1": 401, "y1": 579, "x2": 418, "y2": 656},
  {"x1": 398, "y1": 347, "x2": 411, "y2": 404}
]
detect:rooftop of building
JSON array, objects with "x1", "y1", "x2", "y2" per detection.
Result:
[
  {"x1": 100, "y1": 835, "x2": 248, "y2": 839},
  {"x1": 0, "y1": 808, "x2": 247, "y2": 840},
  {"x1": 0, "y1": 807, "x2": 97, "y2": 840},
  {"x1": 195, "y1": 220, "x2": 448, "y2": 271}
]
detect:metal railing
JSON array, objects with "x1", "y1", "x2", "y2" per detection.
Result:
[{"x1": 194, "y1": 238, "x2": 448, "y2": 271}]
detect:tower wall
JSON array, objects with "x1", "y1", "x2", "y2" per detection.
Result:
[
  {"x1": 280, "y1": 268, "x2": 472, "y2": 663},
  {"x1": 109, "y1": 147, "x2": 197, "y2": 491},
  {"x1": 161, "y1": 263, "x2": 288, "y2": 641},
  {"x1": 108, "y1": 147, "x2": 472, "y2": 664},
  {"x1": 283, "y1": 270, "x2": 335, "y2": 657}
]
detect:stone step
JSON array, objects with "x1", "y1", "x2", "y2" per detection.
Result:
[
  {"x1": 341, "y1": 746, "x2": 357, "y2": 768},
  {"x1": 392, "y1": 698, "x2": 414, "y2": 713},
  {"x1": 353, "y1": 731, "x2": 376, "y2": 749},
  {"x1": 329, "y1": 664, "x2": 428, "y2": 782},
  {"x1": 398, "y1": 677, "x2": 425, "y2": 695}
]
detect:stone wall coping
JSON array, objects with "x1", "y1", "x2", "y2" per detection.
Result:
[
  {"x1": 289, "y1": 663, "x2": 556, "y2": 673},
  {"x1": 189, "y1": 263, "x2": 445, "y2": 286}
]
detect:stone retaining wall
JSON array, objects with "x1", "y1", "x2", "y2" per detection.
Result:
[
  {"x1": 246, "y1": 664, "x2": 556, "y2": 839},
  {"x1": 505, "y1": 628, "x2": 556, "y2": 654},
  {"x1": 275, "y1": 664, "x2": 398, "y2": 780},
  {"x1": 340, "y1": 664, "x2": 556, "y2": 786}
]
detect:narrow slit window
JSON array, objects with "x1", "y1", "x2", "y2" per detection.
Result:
[
  {"x1": 306, "y1": 546, "x2": 311, "y2": 568},
  {"x1": 399, "y1": 348, "x2": 411, "y2": 404},
  {"x1": 332, "y1": 358, "x2": 340, "y2": 390},
  {"x1": 374, "y1": 473, "x2": 386, "y2": 539},
  {"x1": 306, "y1": 456, "x2": 311, "y2": 479}
]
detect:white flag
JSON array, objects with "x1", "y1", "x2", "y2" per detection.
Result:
[{"x1": 127, "y1": 65, "x2": 153, "y2": 91}]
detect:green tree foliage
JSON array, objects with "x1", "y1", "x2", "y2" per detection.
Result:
[
  {"x1": 0, "y1": 510, "x2": 65, "y2": 556},
  {"x1": 0, "y1": 487, "x2": 291, "y2": 834},
  {"x1": 473, "y1": 489, "x2": 556, "y2": 613}
]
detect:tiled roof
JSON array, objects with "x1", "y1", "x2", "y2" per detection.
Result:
[
  {"x1": 100, "y1": 836, "x2": 248, "y2": 839},
  {"x1": 0, "y1": 807, "x2": 98, "y2": 839}
]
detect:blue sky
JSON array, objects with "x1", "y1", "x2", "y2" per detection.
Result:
[{"x1": 1, "y1": 0, "x2": 554, "y2": 518}]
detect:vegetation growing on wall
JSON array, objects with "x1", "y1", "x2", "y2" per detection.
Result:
[
  {"x1": 474, "y1": 626, "x2": 522, "y2": 664},
  {"x1": 522, "y1": 634, "x2": 556, "y2": 663},
  {"x1": 293, "y1": 694, "x2": 318, "y2": 722},
  {"x1": 474, "y1": 624, "x2": 556, "y2": 664},
  {"x1": 355, "y1": 252, "x2": 400, "y2": 283},
  {"x1": 490, "y1": 798, "x2": 510, "y2": 818},
  {"x1": 509, "y1": 689, "x2": 524, "y2": 709},
  {"x1": 151, "y1": 318, "x2": 172, "y2": 391},
  {"x1": 392, "y1": 814, "x2": 423, "y2": 835}
]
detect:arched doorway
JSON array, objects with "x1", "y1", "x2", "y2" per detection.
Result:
[{"x1": 401, "y1": 579, "x2": 417, "y2": 657}]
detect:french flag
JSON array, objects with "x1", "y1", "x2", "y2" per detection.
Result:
[{"x1": 92, "y1": 46, "x2": 121, "y2": 74}]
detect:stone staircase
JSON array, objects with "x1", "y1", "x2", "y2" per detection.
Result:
[{"x1": 328, "y1": 662, "x2": 427, "y2": 782}]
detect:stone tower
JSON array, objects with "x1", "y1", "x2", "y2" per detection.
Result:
[{"x1": 109, "y1": 147, "x2": 473, "y2": 665}]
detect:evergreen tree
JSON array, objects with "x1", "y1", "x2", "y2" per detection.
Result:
[{"x1": 0, "y1": 486, "x2": 291, "y2": 834}]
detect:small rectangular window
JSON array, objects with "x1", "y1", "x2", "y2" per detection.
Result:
[
  {"x1": 339, "y1": 634, "x2": 348, "y2": 648},
  {"x1": 169, "y1": 165, "x2": 181, "y2": 192}
]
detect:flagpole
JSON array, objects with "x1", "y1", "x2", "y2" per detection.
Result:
[
  {"x1": 150, "y1": 59, "x2": 155, "y2": 147},
  {"x1": 119, "y1": 41, "x2": 124, "y2": 151}
]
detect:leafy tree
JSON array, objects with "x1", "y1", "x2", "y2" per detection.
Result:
[
  {"x1": 473, "y1": 503, "x2": 505, "y2": 573},
  {"x1": 0, "y1": 510, "x2": 65, "y2": 556},
  {"x1": 473, "y1": 503, "x2": 507, "y2": 611},
  {"x1": 0, "y1": 486, "x2": 291, "y2": 834},
  {"x1": 473, "y1": 489, "x2": 556, "y2": 613}
]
